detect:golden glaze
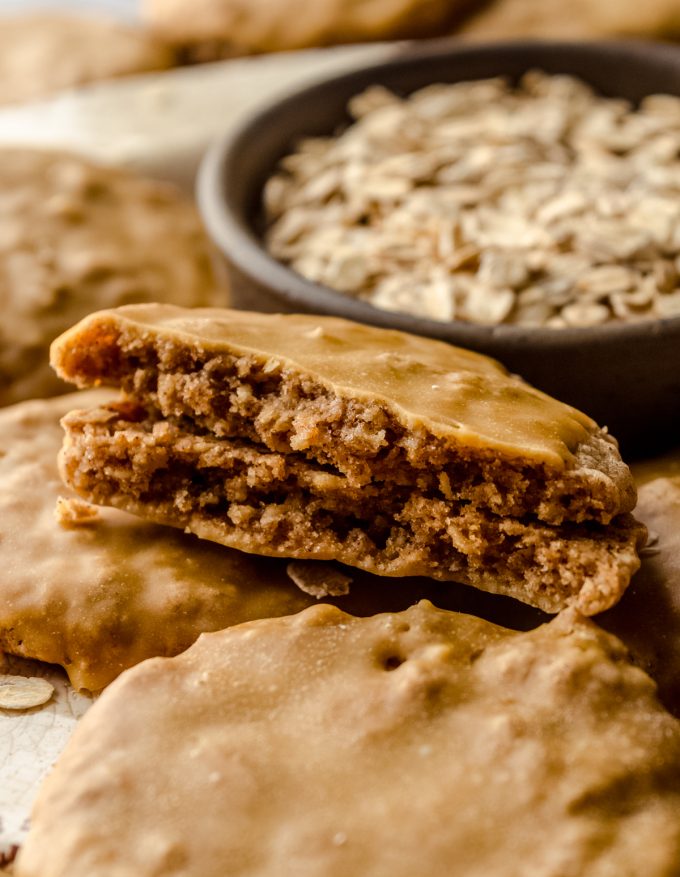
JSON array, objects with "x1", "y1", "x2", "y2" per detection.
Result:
[{"x1": 52, "y1": 304, "x2": 596, "y2": 466}]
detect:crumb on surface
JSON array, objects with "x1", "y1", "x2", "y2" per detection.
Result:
[{"x1": 54, "y1": 495, "x2": 100, "y2": 528}]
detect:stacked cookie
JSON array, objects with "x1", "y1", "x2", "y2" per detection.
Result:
[{"x1": 51, "y1": 305, "x2": 643, "y2": 616}]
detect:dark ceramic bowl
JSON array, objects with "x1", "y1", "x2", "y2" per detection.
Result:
[{"x1": 198, "y1": 39, "x2": 680, "y2": 457}]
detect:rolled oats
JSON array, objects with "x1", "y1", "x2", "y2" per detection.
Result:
[
  {"x1": 265, "y1": 72, "x2": 680, "y2": 328},
  {"x1": 286, "y1": 561, "x2": 352, "y2": 599},
  {"x1": 0, "y1": 675, "x2": 54, "y2": 710}
]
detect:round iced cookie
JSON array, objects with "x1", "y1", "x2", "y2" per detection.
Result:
[
  {"x1": 0, "y1": 149, "x2": 227, "y2": 407},
  {"x1": 0, "y1": 12, "x2": 174, "y2": 106},
  {"x1": 15, "y1": 601, "x2": 680, "y2": 877}
]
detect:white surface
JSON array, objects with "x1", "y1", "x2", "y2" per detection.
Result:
[
  {"x1": 0, "y1": 43, "x2": 398, "y2": 190},
  {"x1": 0, "y1": 658, "x2": 93, "y2": 860}
]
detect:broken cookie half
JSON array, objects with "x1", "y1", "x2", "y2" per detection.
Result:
[{"x1": 51, "y1": 304, "x2": 644, "y2": 614}]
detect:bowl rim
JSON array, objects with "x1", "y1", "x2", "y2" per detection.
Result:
[{"x1": 198, "y1": 37, "x2": 680, "y2": 349}]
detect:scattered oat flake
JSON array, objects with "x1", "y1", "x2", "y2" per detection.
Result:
[
  {"x1": 286, "y1": 561, "x2": 352, "y2": 599},
  {"x1": 0, "y1": 675, "x2": 54, "y2": 710},
  {"x1": 54, "y1": 495, "x2": 100, "y2": 527}
]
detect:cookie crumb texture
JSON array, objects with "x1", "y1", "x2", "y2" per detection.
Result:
[
  {"x1": 15, "y1": 603, "x2": 680, "y2": 877},
  {"x1": 54, "y1": 496, "x2": 100, "y2": 528},
  {"x1": 53, "y1": 305, "x2": 643, "y2": 614},
  {"x1": 0, "y1": 150, "x2": 226, "y2": 407}
]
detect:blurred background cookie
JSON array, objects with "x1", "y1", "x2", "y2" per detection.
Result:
[
  {"x1": 141, "y1": 0, "x2": 478, "y2": 59},
  {"x1": 0, "y1": 12, "x2": 175, "y2": 106},
  {"x1": 0, "y1": 148, "x2": 227, "y2": 407},
  {"x1": 459, "y1": 0, "x2": 680, "y2": 40}
]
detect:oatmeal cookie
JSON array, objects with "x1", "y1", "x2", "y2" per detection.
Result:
[
  {"x1": 601, "y1": 474, "x2": 680, "y2": 716},
  {"x1": 0, "y1": 149, "x2": 226, "y2": 407},
  {"x1": 142, "y1": 0, "x2": 476, "y2": 58},
  {"x1": 52, "y1": 305, "x2": 644, "y2": 614},
  {"x1": 0, "y1": 13, "x2": 174, "y2": 106},
  {"x1": 15, "y1": 602, "x2": 680, "y2": 877}
]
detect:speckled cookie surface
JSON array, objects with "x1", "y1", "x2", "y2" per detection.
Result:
[
  {"x1": 0, "y1": 13, "x2": 174, "y2": 106},
  {"x1": 142, "y1": 0, "x2": 474, "y2": 56},
  {"x1": 0, "y1": 150, "x2": 226, "y2": 407},
  {"x1": 16, "y1": 601, "x2": 680, "y2": 877}
]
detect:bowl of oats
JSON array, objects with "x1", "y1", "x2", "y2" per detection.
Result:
[{"x1": 199, "y1": 39, "x2": 680, "y2": 455}]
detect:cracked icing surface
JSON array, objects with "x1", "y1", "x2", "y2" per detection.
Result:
[{"x1": 15, "y1": 602, "x2": 680, "y2": 877}]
